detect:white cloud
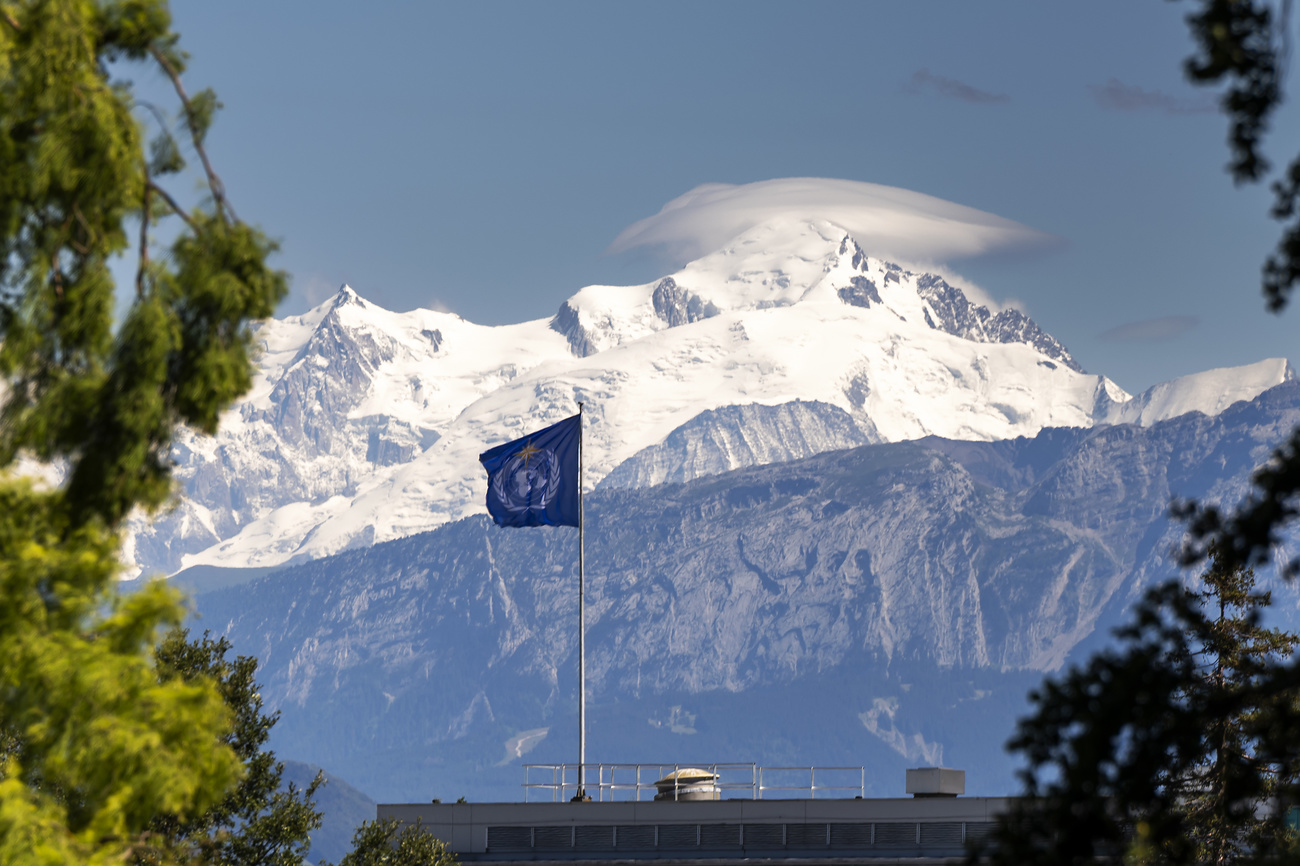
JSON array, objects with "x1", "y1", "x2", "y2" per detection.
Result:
[
  {"x1": 1097, "y1": 315, "x2": 1199, "y2": 343},
  {"x1": 607, "y1": 177, "x2": 1057, "y2": 267},
  {"x1": 292, "y1": 272, "x2": 345, "y2": 311},
  {"x1": 423, "y1": 295, "x2": 456, "y2": 315}
]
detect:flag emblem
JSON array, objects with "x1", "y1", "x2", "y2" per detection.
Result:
[{"x1": 479, "y1": 414, "x2": 580, "y2": 527}]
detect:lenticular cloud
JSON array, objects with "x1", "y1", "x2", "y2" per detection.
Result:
[{"x1": 607, "y1": 178, "x2": 1055, "y2": 264}]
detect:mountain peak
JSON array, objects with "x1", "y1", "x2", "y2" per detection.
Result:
[
  {"x1": 284, "y1": 285, "x2": 373, "y2": 336},
  {"x1": 1105, "y1": 358, "x2": 1297, "y2": 426},
  {"x1": 125, "y1": 223, "x2": 1290, "y2": 578},
  {"x1": 331, "y1": 284, "x2": 366, "y2": 310},
  {"x1": 553, "y1": 216, "x2": 1087, "y2": 376}
]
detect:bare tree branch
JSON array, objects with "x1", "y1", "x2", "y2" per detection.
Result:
[
  {"x1": 71, "y1": 204, "x2": 93, "y2": 247},
  {"x1": 147, "y1": 180, "x2": 197, "y2": 233},
  {"x1": 137, "y1": 175, "x2": 151, "y2": 299},
  {"x1": 135, "y1": 99, "x2": 179, "y2": 157},
  {"x1": 147, "y1": 45, "x2": 238, "y2": 225}
]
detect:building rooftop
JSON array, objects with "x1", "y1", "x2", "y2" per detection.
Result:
[{"x1": 378, "y1": 766, "x2": 1007, "y2": 863}]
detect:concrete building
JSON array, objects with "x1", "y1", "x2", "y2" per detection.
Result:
[{"x1": 377, "y1": 766, "x2": 1008, "y2": 863}]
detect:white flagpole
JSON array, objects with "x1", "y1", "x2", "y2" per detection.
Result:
[{"x1": 576, "y1": 402, "x2": 587, "y2": 801}]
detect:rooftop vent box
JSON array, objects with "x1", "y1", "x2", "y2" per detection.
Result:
[
  {"x1": 906, "y1": 767, "x2": 965, "y2": 798},
  {"x1": 653, "y1": 768, "x2": 720, "y2": 801}
]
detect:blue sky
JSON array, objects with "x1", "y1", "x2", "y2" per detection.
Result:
[{"x1": 137, "y1": 1, "x2": 1300, "y2": 393}]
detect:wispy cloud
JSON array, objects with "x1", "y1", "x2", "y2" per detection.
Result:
[
  {"x1": 903, "y1": 69, "x2": 1009, "y2": 105},
  {"x1": 1088, "y1": 79, "x2": 1217, "y2": 115},
  {"x1": 607, "y1": 177, "x2": 1057, "y2": 266},
  {"x1": 424, "y1": 295, "x2": 455, "y2": 315},
  {"x1": 294, "y1": 273, "x2": 345, "y2": 309},
  {"x1": 1097, "y1": 315, "x2": 1199, "y2": 343}
]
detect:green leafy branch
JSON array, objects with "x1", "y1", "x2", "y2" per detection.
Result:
[{"x1": 0, "y1": 2, "x2": 292, "y2": 862}]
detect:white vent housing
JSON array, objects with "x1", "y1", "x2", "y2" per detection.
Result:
[{"x1": 906, "y1": 767, "x2": 965, "y2": 798}]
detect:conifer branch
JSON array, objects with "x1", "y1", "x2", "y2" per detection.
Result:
[
  {"x1": 1, "y1": 9, "x2": 19, "y2": 31},
  {"x1": 146, "y1": 180, "x2": 197, "y2": 233},
  {"x1": 71, "y1": 204, "x2": 93, "y2": 248},
  {"x1": 147, "y1": 45, "x2": 238, "y2": 225},
  {"x1": 137, "y1": 176, "x2": 151, "y2": 299},
  {"x1": 135, "y1": 99, "x2": 178, "y2": 157}
]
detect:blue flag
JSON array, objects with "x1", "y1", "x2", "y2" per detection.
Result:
[{"x1": 479, "y1": 414, "x2": 580, "y2": 527}]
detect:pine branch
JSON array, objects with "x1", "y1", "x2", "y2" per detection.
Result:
[
  {"x1": 71, "y1": 204, "x2": 94, "y2": 251},
  {"x1": 1, "y1": 8, "x2": 19, "y2": 31},
  {"x1": 147, "y1": 45, "x2": 238, "y2": 225},
  {"x1": 137, "y1": 173, "x2": 151, "y2": 299},
  {"x1": 146, "y1": 180, "x2": 197, "y2": 233}
]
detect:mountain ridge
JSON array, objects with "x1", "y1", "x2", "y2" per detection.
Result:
[
  {"x1": 126, "y1": 218, "x2": 1289, "y2": 577},
  {"x1": 188, "y1": 380, "x2": 1300, "y2": 803}
]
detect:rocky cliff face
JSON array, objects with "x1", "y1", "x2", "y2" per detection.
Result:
[
  {"x1": 130, "y1": 289, "x2": 452, "y2": 573},
  {"x1": 189, "y1": 382, "x2": 1300, "y2": 803},
  {"x1": 650, "y1": 277, "x2": 720, "y2": 328},
  {"x1": 914, "y1": 273, "x2": 1082, "y2": 373},
  {"x1": 599, "y1": 400, "x2": 876, "y2": 490}
]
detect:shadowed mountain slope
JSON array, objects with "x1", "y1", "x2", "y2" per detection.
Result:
[{"x1": 189, "y1": 382, "x2": 1300, "y2": 802}]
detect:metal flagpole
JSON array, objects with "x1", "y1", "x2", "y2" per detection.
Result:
[{"x1": 576, "y1": 401, "x2": 587, "y2": 801}]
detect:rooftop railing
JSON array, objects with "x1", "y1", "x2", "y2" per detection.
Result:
[{"x1": 522, "y1": 763, "x2": 866, "y2": 802}]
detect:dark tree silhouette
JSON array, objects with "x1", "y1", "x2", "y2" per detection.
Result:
[
  {"x1": 981, "y1": 551, "x2": 1300, "y2": 865},
  {"x1": 983, "y1": 5, "x2": 1300, "y2": 862}
]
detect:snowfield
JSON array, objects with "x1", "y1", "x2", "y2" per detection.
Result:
[{"x1": 123, "y1": 218, "x2": 1294, "y2": 577}]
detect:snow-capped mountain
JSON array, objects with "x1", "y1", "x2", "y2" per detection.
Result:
[
  {"x1": 1102, "y1": 358, "x2": 1296, "y2": 426},
  {"x1": 127, "y1": 218, "x2": 1291, "y2": 576},
  {"x1": 185, "y1": 381, "x2": 1300, "y2": 802},
  {"x1": 597, "y1": 400, "x2": 871, "y2": 491}
]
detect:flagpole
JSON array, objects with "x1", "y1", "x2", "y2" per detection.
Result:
[{"x1": 576, "y1": 401, "x2": 587, "y2": 801}]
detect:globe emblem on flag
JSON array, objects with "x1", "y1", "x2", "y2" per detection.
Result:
[{"x1": 490, "y1": 441, "x2": 563, "y2": 514}]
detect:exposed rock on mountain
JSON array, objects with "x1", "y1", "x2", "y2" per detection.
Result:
[
  {"x1": 836, "y1": 276, "x2": 884, "y2": 309},
  {"x1": 129, "y1": 218, "x2": 1290, "y2": 577},
  {"x1": 651, "y1": 277, "x2": 720, "y2": 327},
  {"x1": 600, "y1": 400, "x2": 874, "y2": 490},
  {"x1": 914, "y1": 274, "x2": 1083, "y2": 373},
  {"x1": 189, "y1": 381, "x2": 1300, "y2": 803},
  {"x1": 550, "y1": 300, "x2": 598, "y2": 358}
]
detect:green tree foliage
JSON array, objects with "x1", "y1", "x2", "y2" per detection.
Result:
[
  {"x1": 1175, "y1": 556, "x2": 1300, "y2": 863},
  {"x1": 982, "y1": 4, "x2": 1300, "y2": 861},
  {"x1": 981, "y1": 550, "x2": 1300, "y2": 865},
  {"x1": 136, "y1": 630, "x2": 324, "y2": 866},
  {"x1": 325, "y1": 819, "x2": 458, "y2": 866},
  {"x1": 0, "y1": 0, "x2": 287, "y2": 862},
  {"x1": 1174, "y1": 0, "x2": 1300, "y2": 571},
  {"x1": 0, "y1": 496, "x2": 242, "y2": 865},
  {"x1": 1174, "y1": 0, "x2": 1300, "y2": 315}
]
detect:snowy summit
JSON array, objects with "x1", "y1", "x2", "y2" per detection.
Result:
[{"x1": 124, "y1": 218, "x2": 1293, "y2": 577}]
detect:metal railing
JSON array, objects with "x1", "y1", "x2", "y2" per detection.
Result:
[
  {"x1": 758, "y1": 766, "x2": 867, "y2": 800},
  {"x1": 522, "y1": 763, "x2": 866, "y2": 802}
]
